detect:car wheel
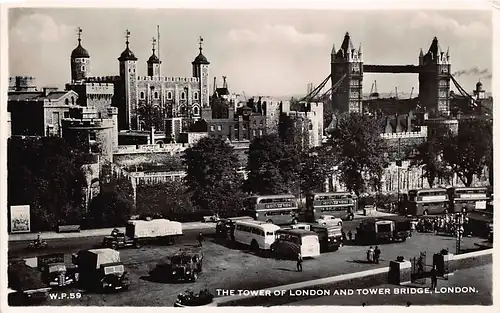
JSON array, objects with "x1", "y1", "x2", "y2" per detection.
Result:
[
  {"x1": 266, "y1": 219, "x2": 273, "y2": 224},
  {"x1": 111, "y1": 243, "x2": 118, "y2": 250},
  {"x1": 134, "y1": 242, "x2": 141, "y2": 249},
  {"x1": 338, "y1": 221, "x2": 343, "y2": 226}
]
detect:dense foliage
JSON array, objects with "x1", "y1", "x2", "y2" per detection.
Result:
[
  {"x1": 8, "y1": 137, "x2": 87, "y2": 231},
  {"x1": 327, "y1": 113, "x2": 389, "y2": 195},
  {"x1": 136, "y1": 180, "x2": 193, "y2": 218},
  {"x1": 182, "y1": 137, "x2": 245, "y2": 216},
  {"x1": 442, "y1": 119, "x2": 492, "y2": 187}
]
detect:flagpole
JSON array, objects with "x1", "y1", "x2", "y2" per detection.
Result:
[{"x1": 157, "y1": 25, "x2": 161, "y2": 77}]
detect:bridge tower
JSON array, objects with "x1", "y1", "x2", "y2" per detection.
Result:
[
  {"x1": 418, "y1": 37, "x2": 451, "y2": 116},
  {"x1": 330, "y1": 32, "x2": 363, "y2": 113}
]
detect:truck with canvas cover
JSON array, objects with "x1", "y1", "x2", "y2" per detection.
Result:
[
  {"x1": 73, "y1": 248, "x2": 130, "y2": 292},
  {"x1": 102, "y1": 219, "x2": 183, "y2": 249}
]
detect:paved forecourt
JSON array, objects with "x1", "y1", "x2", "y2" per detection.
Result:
[
  {"x1": 287, "y1": 264, "x2": 492, "y2": 306},
  {"x1": 44, "y1": 230, "x2": 482, "y2": 307}
]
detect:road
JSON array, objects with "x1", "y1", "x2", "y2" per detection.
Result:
[
  {"x1": 14, "y1": 228, "x2": 486, "y2": 307},
  {"x1": 287, "y1": 264, "x2": 492, "y2": 306}
]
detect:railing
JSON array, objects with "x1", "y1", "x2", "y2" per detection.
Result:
[{"x1": 137, "y1": 76, "x2": 200, "y2": 83}]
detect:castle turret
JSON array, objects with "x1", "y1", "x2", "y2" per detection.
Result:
[
  {"x1": 118, "y1": 30, "x2": 138, "y2": 130},
  {"x1": 71, "y1": 27, "x2": 90, "y2": 83},
  {"x1": 192, "y1": 36, "x2": 210, "y2": 108},
  {"x1": 330, "y1": 32, "x2": 363, "y2": 113},
  {"x1": 147, "y1": 37, "x2": 161, "y2": 77}
]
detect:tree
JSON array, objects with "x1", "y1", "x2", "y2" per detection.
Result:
[
  {"x1": 8, "y1": 137, "x2": 88, "y2": 231},
  {"x1": 328, "y1": 113, "x2": 388, "y2": 196},
  {"x1": 245, "y1": 134, "x2": 298, "y2": 195},
  {"x1": 182, "y1": 137, "x2": 244, "y2": 216},
  {"x1": 442, "y1": 119, "x2": 492, "y2": 187},
  {"x1": 136, "y1": 180, "x2": 193, "y2": 217},
  {"x1": 299, "y1": 146, "x2": 336, "y2": 193},
  {"x1": 409, "y1": 126, "x2": 453, "y2": 188}
]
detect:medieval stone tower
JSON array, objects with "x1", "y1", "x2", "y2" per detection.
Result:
[
  {"x1": 418, "y1": 37, "x2": 451, "y2": 116},
  {"x1": 330, "y1": 32, "x2": 363, "y2": 114},
  {"x1": 71, "y1": 28, "x2": 91, "y2": 83},
  {"x1": 118, "y1": 30, "x2": 139, "y2": 130},
  {"x1": 192, "y1": 37, "x2": 210, "y2": 109},
  {"x1": 147, "y1": 38, "x2": 161, "y2": 77}
]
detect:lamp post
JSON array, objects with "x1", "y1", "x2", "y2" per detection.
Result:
[
  {"x1": 396, "y1": 138, "x2": 402, "y2": 208},
  {"x1": 454, "y1": 212, "x2": 466, "y2": 255}
]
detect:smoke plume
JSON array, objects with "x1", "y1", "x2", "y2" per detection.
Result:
[{"x1": 452, "y1": 67, "x2": 492, "y2": 79}]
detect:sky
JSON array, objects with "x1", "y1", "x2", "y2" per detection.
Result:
[{"x1": 8, "y1": 8, "x2": 492, "y2": 98}]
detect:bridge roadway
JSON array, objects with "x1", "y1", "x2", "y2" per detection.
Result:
[
  {"x1": 362, "y1": 64, "x2": 439, "y2": 74},
  {"x1": 9, "y1": 225, "x2": 485, "y2": 307}
]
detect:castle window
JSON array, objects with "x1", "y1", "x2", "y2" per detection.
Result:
[
  {"x1": 140, "y1": 92, "x2": 145, "y2": 99},
  {"x1": 154, "y1": 92, "x2": 159, "y2": 99},
  {"x1": 167, "y1": 92, "x2": 173, "y2": 100},
  {"x1": 194, "y1": 92, "x2": 198, "y2": 100},
  {"x1": 64, "y1": 112, "x2": 70, "y2": 118},
  {"x1": 181, "y1": 92, "x2": 186, "y2": 100},
  {"x1": 89, "y1": 132, "x2": 97, "y2": 142},
  {"x1": 259, "y1": 130, "x2": 263, "y2": 136},
  {"x1": 252, "y1": 130, "x2": 256, "y2": 136},
  {"x1": 210, "y1": 125, "x2": 215, "y2": 132},
  {"x1": 71, "y1": 97, "x2": 75, "y2": 105},
  {"x1": 217, "y1": 125, "x2": 222, "y2": 131},
  {"x1": 193, "y1": 107, "x2": 199, "y2": 115},
  {"x1": 65, "y1": 98, "x2": 69, "y2": 105},
  {"x1": 81, "y1": 65, "x2": 86, "y2": 71}
]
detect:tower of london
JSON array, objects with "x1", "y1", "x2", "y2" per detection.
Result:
[{"x1": 67, "y1": 29, "x2": 211, "y2": 134}]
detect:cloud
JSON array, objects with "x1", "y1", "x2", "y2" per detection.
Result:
[
  {"x1": 409, "y1": 12, "x2": 489, "y2": 37},
  {"x1": 11, "y1": 13, "x2": 72, "y2": 43},
  {"x1": 227, "y1": 24, "x2": 327, "y2": 46}
]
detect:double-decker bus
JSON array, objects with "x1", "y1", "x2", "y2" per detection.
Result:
[
  {"x1": 405, "y1": 188, "x2": 449, "y2": 216},
  {"x1": 304, "y1": 192, "x2": 356, "y2": 222},
  {"x1": 244, "y1": 195, "x2": 298, "y2": 225},
  {"x1": 447, "y1": 186, "x2": 491, "y2": 213}
]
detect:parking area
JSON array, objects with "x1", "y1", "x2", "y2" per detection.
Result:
[{"x1": 43, "y1": 231, "x2": 483, "y2": 306}]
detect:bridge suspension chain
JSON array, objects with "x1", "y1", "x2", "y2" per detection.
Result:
[
  {"x1": 449, "y1": 75, "x2": 491, "y2": 113},
  {"x1": 301, "y1": 73, "x2": 347, "y2": 102}
]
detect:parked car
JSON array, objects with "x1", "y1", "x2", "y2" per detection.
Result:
[{"x1": 316, "y1": 215, "x2": 343, "y2": 226}]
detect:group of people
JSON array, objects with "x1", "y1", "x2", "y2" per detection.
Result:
[
  {"x1": 366, "y1": 246, "x2": 381, "y2": 264},
  {"x1": 415, "y1": 214, "x2": 469, "y2": 237}
]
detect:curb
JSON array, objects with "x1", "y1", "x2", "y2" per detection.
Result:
[
  {"x1": 214, "y1": 248, "x2": 493, "y2": 306},
  {"x1": 8, "y1": 223, "x2": 216, "y2": 242}
]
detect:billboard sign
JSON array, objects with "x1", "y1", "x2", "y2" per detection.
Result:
[{"x1": 10, "y1": 205, "x2": 31, "y2": 233}]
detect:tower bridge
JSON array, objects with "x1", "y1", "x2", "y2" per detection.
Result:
[{"x1": 302, "y1": 32, "x2": 486, "y2": 116}]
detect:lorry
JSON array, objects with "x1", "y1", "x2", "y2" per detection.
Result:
[
  {"x1": 8, "y1": 259, "x2": 52, "y2": 306},
  {"x1": 355, "y1": 218, "x2": 395, "y2": 245},
  {"x1": 72, "y1": 248, "x2": 130, "y2": 292},
  {"x1": 378, "y1": 216, "x2": 411, "y2": 242},
  {"x1": 102, "y1": 218, "x2": 183, "y2": 249},
  {"x1": 150, "y1": 247, "x2": 204, "y2": 282}
]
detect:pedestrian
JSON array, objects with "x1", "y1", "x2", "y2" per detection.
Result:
[
  {"x1": 198, "y1": 232, "x2": 204, "y2": 247},
  {"x1": 342, "y1": 230, "x2": 347, "y2": 241},
  {"x1": 347, "y1": 230, "x2": 353, "y2": 241},
  {"x1": 374, "y1": 246, "x2": 381, "y2": 264},
  {"x1": 367, "y1": 246, "x2": 374, "y2": 263},
  {"x1": 296, "y1": 252, "x2": 303, "y2": 272},
  {"x1": 430, "y1": 265, "x2": 438, "y2": 289}
]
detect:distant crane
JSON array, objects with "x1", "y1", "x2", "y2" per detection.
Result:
[{"x1": 369, "y1": 80, "x2": 380, "y2": 99}]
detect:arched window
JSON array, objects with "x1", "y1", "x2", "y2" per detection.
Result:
[
  {"x1": 65, "y1": 98, "x2": 69, "y2": 105},
  {"x1": 71, "y1": 96, "x2": 75, "y2": 105},
  {"x1": 167, "y1": 92, "x2": 173, "y2": 100},
  {"x1": 81, "y1": 65, "x2": 86, "y2": 71},
  {"x1": 194, "y1": 92, "x2": 198, "y2": 100},
  {"x1": 181, "y1": 92, "x2": 186, "y2": 100},
  {"x1": 193, "y1": 107, "x2": 199, "y2": 115},
  {"x1": 140, "y1": 92, "x2": 145, "y2": 99},
  {"x1": 154, "y1": 92, "x2": 159, "y2": 99}
]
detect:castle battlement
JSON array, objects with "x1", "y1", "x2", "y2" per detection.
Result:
[
  {"x1": 380, "y1": 126, "x2": 428, "y2": 139},
  {"x1": 61, "y1": 118, "x2": 115, "y2": 129},
  {"x1": 137, "y1": 76, "x2": 200, "y2": 83},
  {"x1": 86, "y1": 76, "x2": 121, "y2": 83},
  {"x1": 114, "y1": 143, "x2": 188, "y2": 154}
]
